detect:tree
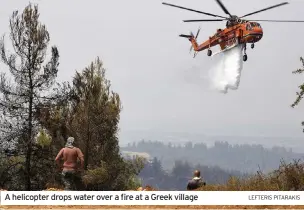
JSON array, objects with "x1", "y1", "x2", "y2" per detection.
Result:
[
  {"x1": 0, "y1": 151, "x2": 23, "y2": 189},
  {"x1": 291, "y1": 57, "x2": 304, "y2": 132},
  {"x1": 171, "y1": 160, "x2": 192, "y2": 179},
  {"x1": 68, "y1": 57, "x2": 121, "y2": 169},
  {"x1": 0, "y1": 3, "x2": 60, "y2": 190},
  {"x1": 151, "y1": 157, "x2": 164, "y2": 178},
  {"x1": 291, "y1": 57, "x2": 304, "y2": 108},
  {"x1": 66, "y1": 57, "x2": 142, "y2": 190}
]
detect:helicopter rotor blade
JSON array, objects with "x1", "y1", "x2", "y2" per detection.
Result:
[
  {"x1": 190, "y1": 45, "x2": 193, "y2": 53},
  {"x1": 240, "y1": 2, "x2": 289, "y2": 18},
  {"x1": 247, "y1": 19, "x2": 304, "y2": 22},
  {"x1": 183, "y1": 19, "x2": 225, "y2": 22},
  {"x1": 190, "y1": 27, "x2": 201, "y2": 55},
  {"x1": 193, "y1": 28, "x2": 201, "y2": 57},
  {"x1": 189, "y1": 28, "x2": 198, "y2": 53},
  {"x1": 215, "y1": 0, "x2": 232, "y2": 17},
  {"x1": 162, "y1": 2, "x2": 227, "y2": 18},
  {"x1": 195, "y1": 27, "x2": 201, "y2": 39}
]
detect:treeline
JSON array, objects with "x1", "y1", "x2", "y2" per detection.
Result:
[
  {"x1": 123, "y1": 140, "x2": 304, "y2": 173},
  {"x1": 137, "y1": 157, "x2": 246, "y2": 190},
  {"x1": 0, "y1": 3, "x2": 142, "y2": 191}
]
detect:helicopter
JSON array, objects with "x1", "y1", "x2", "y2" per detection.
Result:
[{"x1": 162, "y1": 0, "x2": 304, "y2": 61}]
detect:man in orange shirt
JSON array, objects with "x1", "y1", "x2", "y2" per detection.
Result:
[{"x1": 55, "y1": 137, "x2": 84, "y2": 190}]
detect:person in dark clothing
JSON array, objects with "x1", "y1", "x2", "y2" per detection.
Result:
[{"x1": 187, "y1": 170, "x2": 206, "y2": 190}]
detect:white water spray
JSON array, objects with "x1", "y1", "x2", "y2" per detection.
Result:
[{"x1": 209, "y1": 45, "x2": 244, "y2": 94}]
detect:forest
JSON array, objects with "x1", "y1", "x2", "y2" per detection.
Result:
[
  {"x1": 123, "y1": 140, "x2": 303, "y2": 173},
  {"x1": 122, "y1": 140, "x2": 304, "y2": 190},
  {"x1": 137, "y1": 156, "x2": 246, "y2": 190},
  {"x1": 0, "y1": 3, "x2": 304, "y2": 192}
]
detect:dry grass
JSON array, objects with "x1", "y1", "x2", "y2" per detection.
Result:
[{"x1": 198, "y1": 160, "x2": 304, "y2": 191}]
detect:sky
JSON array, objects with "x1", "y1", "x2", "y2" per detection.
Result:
[{"x1": 0, "y1": 0, "x2": 304, "y2": 143}]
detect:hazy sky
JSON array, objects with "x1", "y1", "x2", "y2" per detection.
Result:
[{"x1": 0, "y1": 0, "x2": 304, "y2": 140}]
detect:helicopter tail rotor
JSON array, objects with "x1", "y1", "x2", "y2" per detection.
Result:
[
  {"x1": 179, "y1": 27, "x2": 200, "y2": 58},
  {"x1": 190, "y1": 27, "x2": 201, "y2": 58}
]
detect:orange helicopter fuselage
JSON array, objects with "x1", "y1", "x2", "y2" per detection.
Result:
[{"x1": 191, "y1": 21, "x2": 263, "y2": 52}]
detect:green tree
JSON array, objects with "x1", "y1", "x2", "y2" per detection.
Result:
[
  {"x1": 291, "y1": 57, "x2": 304, "y2": 108},
  {"x1": 171, "y1": 160, "x2": 192, "y2": 179},
  {"x1": 0, "y1": 152, "x2": 24, "y2": 189},
  {"x1": 0, "y1": 3, "x2": 60, "y2": 190},
  {"x1": 151, "y1": 157, "x2": 164, "y2": 178},
  {"x1": 69, "y1": 57, "x2": 121, "y2": 170},
  {"x1": 68, "y1": 57, "x2": 142, "y2": 190},
  {"x1": 291, "y1": 57, "x2": 304, "y2": 132},
  {"x1": 170, "y1": 160, "x2": 192, "y2": 190}
]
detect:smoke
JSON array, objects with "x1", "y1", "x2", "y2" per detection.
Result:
[{"x1": 208, "y1": 44, "x2": 244, "y2": 94}]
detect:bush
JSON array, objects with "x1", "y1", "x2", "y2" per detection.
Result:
[{"x1": 82, "y1": 157, "x2": 144, "y2": 191}]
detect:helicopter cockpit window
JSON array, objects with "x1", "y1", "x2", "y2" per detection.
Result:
[
  {"x1": 256, "y1": 23, "x2": 262, "y2": 28},
  {"x1": 246, "y1": 23, "x2": 252, "y2": 30}
]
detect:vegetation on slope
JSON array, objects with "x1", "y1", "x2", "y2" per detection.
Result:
[
  {"x1": 124, "y1": 140, "x2": 302, "y2": 173},
  {"x1": 198, "y1": 160, "x2": 304, "y2": 191},
  {"x1": 130, "y1": 159, "x2": 304, "y2": 192}
]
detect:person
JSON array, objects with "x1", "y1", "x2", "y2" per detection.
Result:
[
  {"x1": 55, "y1": 137, "x2": 84, "y2": 190},
  {"x1": 187, "y1": 170, "x2": 206, "y2": 190}
]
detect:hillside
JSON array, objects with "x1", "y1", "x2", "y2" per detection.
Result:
[
  {"x1": 1, "y1": 160, "x2": 303, "y2": 209},
  {"x1": 123, "y1": 140, "x2": 303, "y2": 173}
]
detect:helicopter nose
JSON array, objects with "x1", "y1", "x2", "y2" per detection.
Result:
[
  {"x1": 254, "y1": 27, "x2": 263, "y2": 34},
  {"x1": 253, "y1": 27, "x2": 263, "y2": 41}
]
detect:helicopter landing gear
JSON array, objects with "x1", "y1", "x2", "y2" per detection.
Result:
[
  {"x1": 243, "y1": 54, "x2": 248, "y2": 62},
  {"x1": 251, "y1": 43, "x2": 255, "y2": 49},
  {"x1": 243, "y1": 44, "x2": 248, "y2": 62},
  {"x1": 207, "y1": 49, "x2": 212, "y2": 56}
]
